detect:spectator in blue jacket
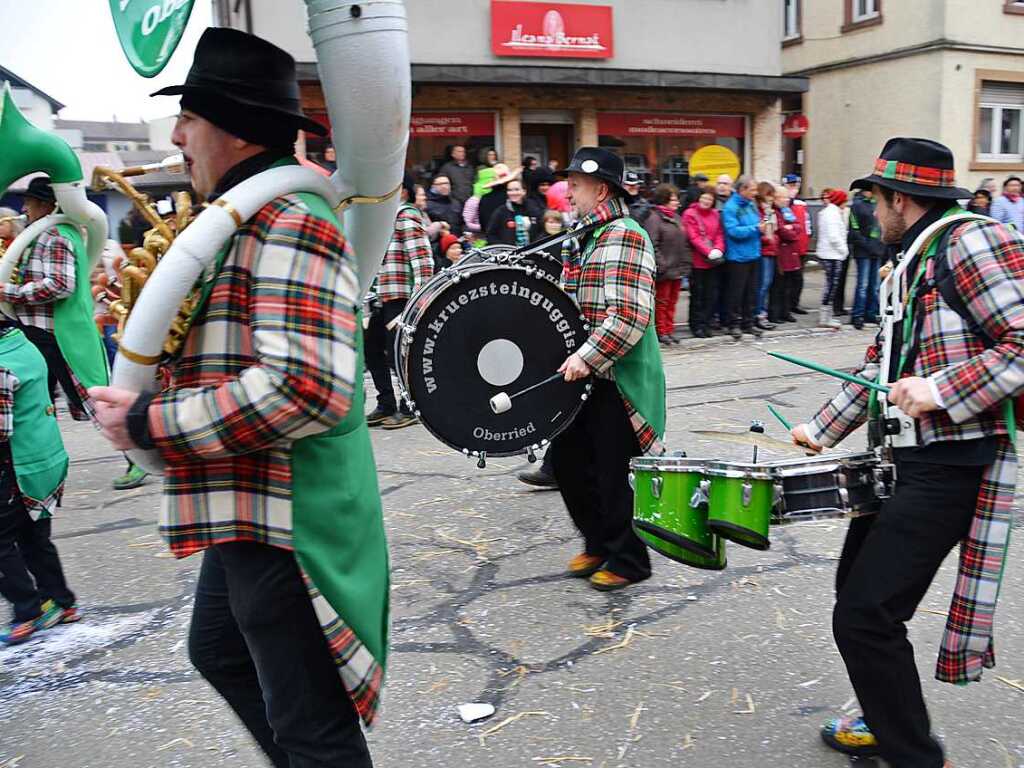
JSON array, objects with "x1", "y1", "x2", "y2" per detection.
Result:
[
  {"x1": 990, "y1": 175, "x2": 1024, "y2": 231},
  {"x1": 721, "y1": 176, "x2": 767, "y2": 340}
]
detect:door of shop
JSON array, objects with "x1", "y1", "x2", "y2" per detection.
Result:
[{"x1": 521, "y1": 123, "x2": 574, "y2": 172}]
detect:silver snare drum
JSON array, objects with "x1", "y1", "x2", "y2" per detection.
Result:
[{"x1": 768, "y1": 452, "x2": 893, "y2": 524}]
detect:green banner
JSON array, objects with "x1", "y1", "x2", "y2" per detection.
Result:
[{"x1": 109, "y1": 0, "x2": 196, "y2": 78}]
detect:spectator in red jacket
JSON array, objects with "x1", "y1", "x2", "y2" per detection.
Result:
[
  {"x1": 683, "y1": 190, "x2": 726, "y2": 338},
  {"x1": 783, "y1": 173, "x2": 812, "y2": 315},
  {"x1": 768, "y1": 186, "x2": 801, "y2": 324}
]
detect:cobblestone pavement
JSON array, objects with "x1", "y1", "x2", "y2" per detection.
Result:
[{"x1": 1, "y1": 295, "x2": 1022, "y2": 767}]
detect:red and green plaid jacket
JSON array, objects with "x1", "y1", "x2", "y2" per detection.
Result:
[
  {"x1": 375, "y1": 204, "x2": 433, "y2": 302},
  {"x1": 146, "y1": 194, "x2": 384, "y2": 723},
  {"x1": 809, "y1": 219, "x2": 1024, "y2": 684},
  {"x1": 574, "y1": 198, "x2": 661, "y2": 453}
]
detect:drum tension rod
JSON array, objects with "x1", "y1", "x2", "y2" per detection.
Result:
[{"x1": 477, "y1": 451, "x2": 487, "y2": 470}]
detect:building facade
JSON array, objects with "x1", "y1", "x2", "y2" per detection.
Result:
[
  {"x1": 782, "y1": 0, "x2": 1024, "y2": 196},
  {"x1": 220, "y1": 0, "x2": 806, "y2": 188}
]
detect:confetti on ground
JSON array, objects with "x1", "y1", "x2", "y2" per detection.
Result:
[
  {"x1": 734, "y1": 693, "x2": 756, "y2": 714},
  {"x1": 592, "y1": 626, "x2": 635, "y2": 655},
  {"x1": 988, "y1": 737, "x2": 1016, "y2": 768},
  {"x1": 156, "y1": 737, "x2": 194, "y2": 751},
  {"x1": 994, "y1": 676, "x2": 1024, "y2": 694},
  {"x1": 628, "y1": 701, "x2": 646, "y2": 731},
  {"x1": 695, "y1": 690, "x2": 714, "y2": 703},
  {"x1": 532, "y1": 758, "x2": 593, "y2": 765},
  {"x1": 680, "y1": 734, "x2": 696, "y2": 750},
  {"x1": 478, "y1": 711, "x2": 551, "y2": 745},
  {"x1": 0, "y1": 756, "x2": 25, "y2": 768},
  {"x1": 798, "y1": 678, "x2": 822, "y2": 688}
]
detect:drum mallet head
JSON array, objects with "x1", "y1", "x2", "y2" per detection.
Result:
[{"x1": 489, "y1": 372, "x2": 565, "y2": 414}]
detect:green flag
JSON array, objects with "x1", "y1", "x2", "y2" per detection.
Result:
[{"x1": 109, "y1": 0, "x2": 196, "y2": 78}]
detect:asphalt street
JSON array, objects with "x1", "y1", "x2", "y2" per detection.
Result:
[{"x1": 1, "y1": 289, "x2": 1022, "y2": 768}]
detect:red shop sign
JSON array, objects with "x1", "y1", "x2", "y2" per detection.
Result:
[
  {"x1": 782, "y1": 113, "x2": 809, "y2": 139},
  {"x1": 491, "y1": 1, "x2": 613, "y2": 59},
  {"x1": 598, "y1": 113, "x2": 745, "y2": 139},
  {"x1": 410, "y1": 113, "x2": 495, "y2": 137}
]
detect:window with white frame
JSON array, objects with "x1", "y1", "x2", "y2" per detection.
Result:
[
  {"x1": 978, "y1": 81, "x2": 1024, "y2": 162},
  {"x1": 783, "y1": 0, "x2": 800, "y2": 40},
  {"x1": 852, "y1": 0, "x2": 880, "y2": 21}
]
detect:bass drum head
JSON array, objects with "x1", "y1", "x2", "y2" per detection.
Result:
[{"x1": 400, "y1": 265, "x2": 588, "y2": 457}]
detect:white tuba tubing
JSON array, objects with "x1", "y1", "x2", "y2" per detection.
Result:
[
  {"x1": 113, "y1": 165, "x2": 340, "y2": 474},
  {"x1": 0, "y1": 214, "x2": 72, "y2": 319},
  {"x1": 53, "y1": 182, "x2": 108, "y2": 273},
  {"x1": 307, "y1": 0, "x2": 411, "y2": 296}
]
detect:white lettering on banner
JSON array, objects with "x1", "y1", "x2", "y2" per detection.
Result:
[
  {"x1": 137, "y1": 0, "x2": 190, "y2": 36},
  {"x1": 472, "y1": 423, "x2": 538, "y2": 442},
  {"x1": 505, "y1": 23, "x2": 605, "y2": 52}
]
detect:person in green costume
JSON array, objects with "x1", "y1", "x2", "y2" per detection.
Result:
[
  {"x1": 0, "y1": 321, "x2": 79, "y2": 646},
  {"x1": 551, "y1": 147, "x2": 666, "y2": 592},
  {"x1": 90, "y1": 28, "x2": 387, "y2": 768}
]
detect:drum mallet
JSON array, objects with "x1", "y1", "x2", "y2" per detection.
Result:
[
  {"x1": 767, "y1": 404, "x2": 793, "y2": 432},
  {"x1": 765, "y1": 351, "x2": 891, "y2": 395},
  {"x1": 489, "y1": 372, "x2": 564, "y2": 414}
]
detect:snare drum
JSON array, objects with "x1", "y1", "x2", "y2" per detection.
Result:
[
  {"x1": 768, "y1": 452, "x2": 890, "y2": 524},
  {"x1": 394, "y1": 261, "x2": 589, "y2": 461},
  {"x1": 630, "y1": 457, "x2": 724, "y2": 569},
  {"x1": 705, "y1": 462, "x2": 776, "y2": 550}
]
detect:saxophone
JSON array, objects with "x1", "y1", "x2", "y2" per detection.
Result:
[{"x1": 114, "y1": 1, "x2": 411, "y2": 473}]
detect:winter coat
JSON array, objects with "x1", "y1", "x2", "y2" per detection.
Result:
[
  {"x1": 485, "y1": 200, "x2": 534, "y2": 247},
  {"x1": 816, "y1": 203, "x2": 849, "y2": 261},
  {"x1": 721, "y1": 193, "x2": 762, "y2": 263},
  {"x1": 642, "y1": 206, "x2": 691, "y2": 281},
  {"x1": 848, "y1": 193, "x2": 886, "y2": 260},
  {"x1": 790, "y1": 199, "x2": 811, "y2": 255},
  {"x1": 775, "y1": 206, "x2": 801, "y2": 272},
  {"x1": 425, "y1": 189, "x2": 463, "y2": 235},
  {"x1": 478, "y1": 186, "x2": 508, "y2": 237},
  {"x1": 438, "y1": 160, "x2": 476, "y2": 206},
  {"x1": 682, "y1": 203, "x2": 725, "y2": 270},
  {"x1": 627, "y1": 195, "x2": 653, "y2": 224}
]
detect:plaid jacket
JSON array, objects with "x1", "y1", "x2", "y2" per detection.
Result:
[
  {"x1": 2, "y1": 227, "x2": 76, "y2": 332},
  {"x1": 808, "y1": 219, "x2": 1024, "y2": 683},
  {"x1": 574, "y1": 198, "x2": 661, "y2": 453},
  {"x1": 375, "y1": 204, "x2": 433, "y2": 302},
  {"x1": 146, "y1": 194, "x2": 384, "y2": 722},
  {"x1": 0, "y1": 367, "x2": 62, "y2": 519}
]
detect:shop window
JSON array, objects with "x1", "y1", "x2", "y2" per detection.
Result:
[
  {"x1": 842, "y1": 0, "x2": 882, "y2": 32},
  {"x1": 783, "y1": 0, "x2": 802, "y2": 44},
  {"x1": 977, "y1": 81, "x2": 1024, "y2": 163}
]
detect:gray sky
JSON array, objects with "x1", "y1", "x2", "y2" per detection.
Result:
[{"x1": 4, "y1": 0, "x2": 214, "y2": 122}]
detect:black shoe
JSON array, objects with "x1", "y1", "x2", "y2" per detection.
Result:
[
  {"x1": 748, "y1": 326, "x2": 763, "y2": 338},
  {"x1": 366, "y1": 408, "x2": 393, "y2": 427},
  {"x1": 730, "y1": 327, "x2": 742, "y2": 341},
  {"x1": 852, "y1": 318, "x2": 865, "y2": 330},
  {"x1": 792, "y1": 307, "x2": 809, "y2": 315},
  {"x1": 381, "y1": 413, "x2": 418, "y2": 430},
  {"x1": 517, "y1": 468, "x2": 558, "y2": 489},
  {"x1": 783, "y1": 314, "x2": 797, "y2": 322},
  {"x1": 694, "y1": 328, "x2": 710, "y2": 338},
  {"x1": 755, "y1": 318, "x2": 775, "y2": 331}
]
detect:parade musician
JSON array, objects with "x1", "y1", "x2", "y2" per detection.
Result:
[
  {"x1": 554, "y1": 147, "x2": 666, "y2": 592},
  {"x1": 792, "y1": 138, "x2": 1024, "y2": 768},
  {"x1": 90, "y1": 29, "x2": 387, "y2": 767}
]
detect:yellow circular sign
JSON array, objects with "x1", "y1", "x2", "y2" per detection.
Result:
[{"x1": 689, "y1": 144, "x2": 741, "y2": 181}]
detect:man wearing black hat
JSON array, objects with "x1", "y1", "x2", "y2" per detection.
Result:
[
  {"x1": 89, "y1": 28, "x2": 387, "y2": 767},
  {"x1": 791, "y1": 138, "x2": 1024, "y2": 767},
  {"x1": 365, "y1": 173, "x2": 433, "y2": 430},
  {"x1": 552, "y1": 147, "x2": 665, "y2": 591},
  {"x1": 2, "y1": 177, "x2": 91, "y2": 422}
]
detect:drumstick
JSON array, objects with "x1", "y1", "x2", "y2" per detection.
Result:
[
  {"x1": 489, "y1": 372, "x2": 564, "y2": 414},
  {"x1": 767, "y1": 404, "x2": 793, "y2": 431},
  {"x1": 766, "y1": 351, "x2": 891, "y2": 394}
]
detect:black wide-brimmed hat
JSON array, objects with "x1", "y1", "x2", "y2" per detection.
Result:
[
  {"x1": 556, "y1": 147, "x2": 626, "y2": 194},
  {"x1": 22, "y1": 177, "x2": 55, "y2": 203},
  {"x1": 151, "y1": 27, "x2": 327, "y2": 137},
  {"x1": 850, "y1": 137, "x2": 970, "y2": 199}
]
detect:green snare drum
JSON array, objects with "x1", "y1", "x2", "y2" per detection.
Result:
[
  {"x1": 630, "y1": 456, "x2": 726, "y2": 570},
  {"x1": 704, "y1": 461, "x2": 777, "y2": 551}
]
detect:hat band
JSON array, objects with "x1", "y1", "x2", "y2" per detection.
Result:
[{"x1": 873, "y1": 158, "x2": 956, "y2": 188}]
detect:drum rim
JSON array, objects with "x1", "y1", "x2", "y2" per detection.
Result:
[
  {"x1": 630, "y1": 456, "x2": 707, "y2": 472},
  {"x1": 704, "y1": 462, "x2": 775, "y2": 480},
  {"x1": 633, "y1": 519, "x2": 717, "y2": 559},
  {"x1": 633, "y1": 523, "x2": 727, "y2": 570}
]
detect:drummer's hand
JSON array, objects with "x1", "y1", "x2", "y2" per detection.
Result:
[
  {"x1": 559, "y1": 353, "x2": 591, "y2": 382},
  {"x1": 89, "y1": 386, "x2": 139, "y2": 451},
  {"x1": 887, "y1": 376, "x2": 938, "y2": 418},
  {"x1": 790, "y1": 423, "x2": 823, "y2": 454}
]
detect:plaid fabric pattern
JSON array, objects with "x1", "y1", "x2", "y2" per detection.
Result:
[
  {"x1": 2, "y1": 228, "x2": 77, "y2": 333},
  {"x1": 147, "y1": 194, "x2": 384, "y2": 723},
  {"x1": 0, "y1": 367, "x2": 62, "y2": 519},
  {"x1": 874, "y1": 157, "x2": 957, "y2": 188},
  {"x1": 574, "y1": 198, "x2": 661, "y2": 453},
  {"x1": 376, "y1": 204, "x2": 433, "y2": 302},
  {"x1": 808, "y1": 219, "x2": 1024, "y2": 684}
]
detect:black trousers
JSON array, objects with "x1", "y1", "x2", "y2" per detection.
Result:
[
  {"x1": 550, "y1": 379, "x2": 651, "y2": 581},
  {"x1": 363, "y1": 299, "x2": 409, "y2": 416},
  {"x1": 726, "y1": 260, "x2": 758, "y2": 330},
  {"x1": 790, "y1": 258, "x2": 806, "y2": 311},
  {"x1": 0, "y1": 469, "x2": 75, "y2": 622},
  {"x1": 832, "y1": 256, "x2": 851, "y2": 314},
  {"x1": 833, "y1": 458, "x2": 982, "y2": 768},
  {"x1": 189, "y1": 542, "x2": 372, "y2": 768},
  {"x1": 688, "y1": 267, "x2": 719, "y2": 333},
  {"x1": 19, "y1": 324, "x2": 86, "y2": 414},
  {"x1": 768, "y1": 271, "x2": 798, "y2": 321}
]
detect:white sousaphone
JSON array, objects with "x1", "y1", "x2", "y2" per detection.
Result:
[{"x1": 112, "y1": 1, "x2": 411, "y2": 473}]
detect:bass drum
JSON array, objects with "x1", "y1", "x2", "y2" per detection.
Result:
[{"x1": 395, "y1": 262, "x2": 589, "y2": 461}]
